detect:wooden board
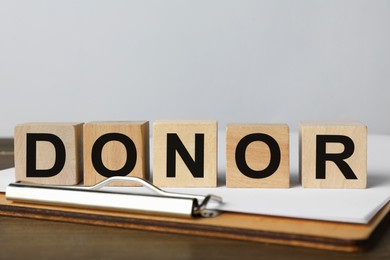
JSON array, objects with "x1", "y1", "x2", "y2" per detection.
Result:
[{"x1": 0, "y1": 191, "x2": 389, "y2": 252}]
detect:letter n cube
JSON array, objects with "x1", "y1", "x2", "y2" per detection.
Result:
[{"x1": 153, "y1": 120, "x2": 217, "y2": 187}]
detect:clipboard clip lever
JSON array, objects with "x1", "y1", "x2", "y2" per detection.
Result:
[{"x1": 6, "y1": 176, "x2": 223, "y2": 218}]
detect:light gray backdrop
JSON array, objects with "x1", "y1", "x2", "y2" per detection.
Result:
[{"x1": 1, "y1": 0, "x2": 389, "y2": 137}]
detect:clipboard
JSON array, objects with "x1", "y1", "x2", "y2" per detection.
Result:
[{"x1": 1, "y1": 179, "x2": 389, "y2": 252}]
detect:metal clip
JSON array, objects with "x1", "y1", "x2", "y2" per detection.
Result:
[{"x1": 5, "y1": 176, "x2": 223, "y2": 218}]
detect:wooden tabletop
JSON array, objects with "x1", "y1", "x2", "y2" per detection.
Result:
[{"x1": 1, "y1": 138, "x2": 389, "y2": 259}]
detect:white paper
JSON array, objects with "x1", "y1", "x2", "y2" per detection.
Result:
[
  {"x1": 1, "y1": 133, "x2": 389, "y2": 224},
  {"x1": 162, "y1": 134, "x2": 390, "y2": 224}
]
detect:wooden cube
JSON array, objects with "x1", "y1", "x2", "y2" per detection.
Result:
[
  {"x1": 299, "y1": 121, "x2": 367, "y2": 188},
  {"x1": 83, "y1": 121, "x2": 149, "y2": 186},
  {"x1": 226, "y1": 124, "x2": 289, "y2": 188},
  {"x1": 14, "y1": 122, "x2": 84, "y2": 185},
  {"x1": 153, "y1": 120, "x2": 217, "y2": 187}
]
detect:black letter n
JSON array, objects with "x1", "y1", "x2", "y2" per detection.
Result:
[{"x1": 166, "y1": 133, "x2": 204, "y2": 178}]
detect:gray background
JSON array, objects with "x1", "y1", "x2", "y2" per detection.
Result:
[{"x1": 1, "y1": 0, "x2": 389, "y2": 137}]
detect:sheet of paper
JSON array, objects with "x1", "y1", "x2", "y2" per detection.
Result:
[
  {"x1": 163, "y1": 134, "x2": 390, "y2": 224},
  {"x1": 1, "y1": 133, "x2": 389, "y2": 224}
]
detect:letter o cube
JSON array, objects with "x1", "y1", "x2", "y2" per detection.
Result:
[
  {"x1": 83, "y1": 121, "x2": 149, "y2": 186},
  {"x1": 226, "y1": 123, "x2": 290, "y2": 188}
]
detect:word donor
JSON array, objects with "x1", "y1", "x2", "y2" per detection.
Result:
[{"x1": 14, "y1": 120, "x2": 367, "y2": 189}]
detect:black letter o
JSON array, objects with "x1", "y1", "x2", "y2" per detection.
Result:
[
  {"x1": 235, "y1": 133, "x2": 281, "y2": 179},
  {"x1": 92, "y1": 133, "x2": 137, "y2": 178}
]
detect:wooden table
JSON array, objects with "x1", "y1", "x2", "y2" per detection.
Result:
[{"x1": 1, "y1": 139, "x2": 389, "y2": 259}]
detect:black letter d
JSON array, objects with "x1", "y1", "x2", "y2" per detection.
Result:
[{"x1": 26, "y1": 133, "x2": 66, "y2": 178}]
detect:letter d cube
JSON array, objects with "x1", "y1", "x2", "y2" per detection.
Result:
[{"x1": 14, "y1": 123, "x2": 84, "y2": 185}]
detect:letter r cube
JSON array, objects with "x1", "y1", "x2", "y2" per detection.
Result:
[{"x1": 299, "y1": 121, "x2": 367, "y2": 188}]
